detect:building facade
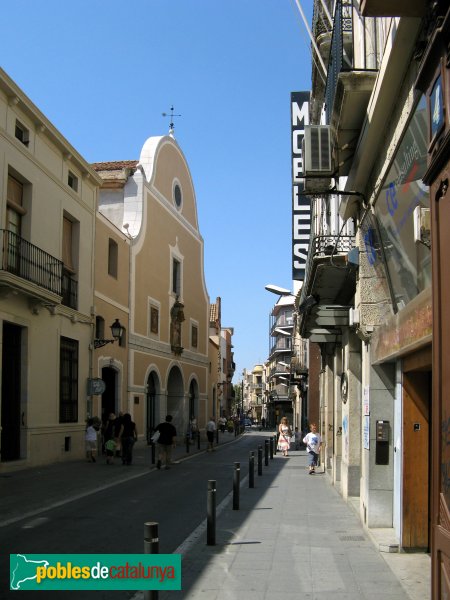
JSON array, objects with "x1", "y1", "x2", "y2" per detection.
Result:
[
  {"x1": 298, "y1": 0, "x2": 443, "y2": 569},
  {"x1": 0, "y1": 67, "x2": 102, "y2": 469},
  {"x1": 93, "y1": 133, "x2": 211, "y2": 440}
]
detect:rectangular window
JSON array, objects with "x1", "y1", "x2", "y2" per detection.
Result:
[
  {"x1": 150, "y1": 306, "x2": 159, "y2": 335},
  {"x1": 62, "y1": 217, "x2": 75, "y2": 273},
  {"x1": 108, "y1": 239, "x2": 118, "y2": 278},
  {"x1": 172, "y1": 258, "x2": 180, "y2": 295},
  {"x1": 60, "y1": 337, "x2": 78, "y2": 423},
  {"x1": 68, "y1": 171, "x2": 79, "y2": 192},
  {"x1": 191, "y1": 325, "x2": 198, "y2": 348},
  {"x1": 15, "y1": 120, "x2": 29, "y2": 146}
]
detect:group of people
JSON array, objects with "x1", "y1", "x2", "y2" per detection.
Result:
[
  {"x1": 278, "y1": 417, "x2": 322, "y2": 474},
  {"x1": 86, "y1": 412, "x2": 323, "y2": 475},
  {"x1": 85, "y1": 412, "x2": 138, "y2": 466}
]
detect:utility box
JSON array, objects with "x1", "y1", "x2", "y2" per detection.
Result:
[{"x1": 375, "y1": 420, "x2": 390, "y2": 465}]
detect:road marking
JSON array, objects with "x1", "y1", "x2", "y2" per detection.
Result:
[{"x1": 22, "y1": 517, "x2": 49, "y2": 529}]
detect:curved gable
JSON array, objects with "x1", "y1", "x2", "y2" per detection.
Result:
[{"x1": 138, "y1": 135, "x2": 199, "y2": 232}]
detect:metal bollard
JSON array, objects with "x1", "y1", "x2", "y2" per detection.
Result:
[
  {"x1": 264, "y1": 439, "x2": 269, "y2": 466},
  {"x1": 273, "y1": 435, "x2": 277, "y2": 455},
  {"x1": 197, "y1": 430, "x2": 201, "y2": 450},
  {"x1": 207, "y1": 480, "x2": 216, "y2": 545},
  {"x1": 258, "y1": 445, "x2": 263, "y2": 476},
  {"x1": 249, "y1": 451, "x2": 255, "y2": 488},
  {"x1": 233, "y1": 462, "x2": 240, "y2": 510},
  {"x1": 216, "y1": 427, "x2": 219, "y2": 444},
  {"x1": 144, "y1": 522, "x2": 159, "y2": 600},
  {"x1": 151, "y1": 441, "x2": 156, "y2": 465},
  {"x1": 186, "y1": 433, "x2": 190, "y2": 453},
  {"x1": 269, "y1": 437, "x2": 274, "y2": 460}
]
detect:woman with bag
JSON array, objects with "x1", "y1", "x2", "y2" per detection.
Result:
[{"x1": 277, "y1": 416, "x2": 292, "y2": 457}]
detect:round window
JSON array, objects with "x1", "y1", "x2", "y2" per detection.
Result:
[{"x1": 174, "y1": 183, "x2": 182, "y2": 208}]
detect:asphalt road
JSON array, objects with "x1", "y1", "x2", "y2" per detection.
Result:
[{"x1": 3, "y1": 430, "x2": 272, "y2": 600}]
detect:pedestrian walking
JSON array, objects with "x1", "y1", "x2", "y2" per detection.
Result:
[
  {"x1": 85, "y1": 418, "x2": 97, "y2": 463},
  {"x1": 218, "y1": 416, "x2": 226, "y2": 433},
  {"x1": 303, "y1": 422, "x2": 322, "y2": 474},
  {"x1": 261, "y1": 416, "x2": 266, "y2": 430},
  {"x1": 293, "y1": 426, "x2": 302, "y2": 450},
  {"x1": 103, "y1": 413, "x2": 118, "y2": 465},
  {"x1": 188, "y1": 415, "x2": 198, "y2": 444},
  {"x1": 206, "y1": 417, "x2": 216, "y2": 452},
  {"x1": 155, "y1": 415, "x2": 177, "y2": 470},
  {"x1": 277, "y1": 416, "x2": 292, "y2": 457},
  {"x1": 118, "y1": 413, "x2": 138, "y2": 465}
]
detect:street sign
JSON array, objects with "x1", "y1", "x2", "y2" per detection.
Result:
[{"x1": 87, "y1": 378, "x2": 106, "y2": 395}]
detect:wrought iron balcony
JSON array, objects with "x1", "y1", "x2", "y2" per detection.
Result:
[
  {"x1": 324, "y1": 0, "x2": 379, "y2": 173},
  {"x1": 62, "y1": 270, "x2": 78, "y2": 309},
  {"x1": 0, "y1": 230, "x2": 78, "y2": 310},
  {"x1": 0, "y1": 229, "x2": 63, "y2": 296},
  {"x1": 298, "y1": 234, "x2": 357, "y2": 340}
]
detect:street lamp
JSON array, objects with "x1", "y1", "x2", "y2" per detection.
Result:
[
  {"x1": 265, "y1": 284, "x2": 292, "y2": 296},
  {"x1": 94, "y1": 318, "x2": 124, "y2": 349}
]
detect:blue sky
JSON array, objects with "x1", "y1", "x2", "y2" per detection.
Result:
[{"x1": 1, "y1": 0, "x2": 313, "y2": 377}]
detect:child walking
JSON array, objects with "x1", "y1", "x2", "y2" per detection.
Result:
[
  {"x1": 85, "y1": 418, "x2": 97, "y2": 463},
  {"x1": 303, "y1": 423, "x2": 322, "y2": 474}
]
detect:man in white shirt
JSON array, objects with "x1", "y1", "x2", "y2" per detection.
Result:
[{"x1": 206, "y1": 417, "x2": 216, "y2": 452}]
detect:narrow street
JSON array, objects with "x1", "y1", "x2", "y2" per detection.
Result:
[{"x1": 3, "y1": 431, "x2": 267, "y2": 599}]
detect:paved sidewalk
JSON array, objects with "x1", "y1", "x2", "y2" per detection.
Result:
[
  {"x1": 154, "y1": 450, "x2": 430, "y2": 600},
  {"x1": 2, "y1": 434, "x2": 431, "y2": 599}
]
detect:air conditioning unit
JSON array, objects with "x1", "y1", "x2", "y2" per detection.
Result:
[{"x1": 302, "y1": 126, "x2": 333, "y2": 176}]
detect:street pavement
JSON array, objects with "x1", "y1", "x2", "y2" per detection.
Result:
[{"x1": 2, "y1": 430, "x2": 430, "y2": 599}]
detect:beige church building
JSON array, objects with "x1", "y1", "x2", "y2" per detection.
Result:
[{"x1": 92, "y1": 133, "x2": 210, "y2": 441}]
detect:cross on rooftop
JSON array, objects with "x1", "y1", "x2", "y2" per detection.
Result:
[{"x1": 162, "y1": 105, "x2": 181, "y2": 135}]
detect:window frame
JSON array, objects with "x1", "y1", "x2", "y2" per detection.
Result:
[{"x1": 59, "y1": 337, "x2": 79, "y2": 423}]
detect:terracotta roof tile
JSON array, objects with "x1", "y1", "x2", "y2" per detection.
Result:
[{"x1": 91, "y1": 160, "x2": 138, "y2": 171}]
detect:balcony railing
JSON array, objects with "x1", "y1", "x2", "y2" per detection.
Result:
[
  {"x1": 301, "y1": 234, "x2": 355, "y2": 300},
  {"x1": 0, "y1": 229, "x2": 63, "y2": 296},
  {"x1": 62, "y1": 270, "x2": 78, "y2": 309},
  {"x1": 325, "y1": 0, "x2": 379, "y2": 123}
]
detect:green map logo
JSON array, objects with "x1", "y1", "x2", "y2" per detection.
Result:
[{"x1": 10, "y1": 554, "x2": 181, "y2": 590}]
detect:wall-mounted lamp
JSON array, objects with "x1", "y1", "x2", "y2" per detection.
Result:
[{"x1": 94, "y1": 318, "x2": 124, "y2": 349}]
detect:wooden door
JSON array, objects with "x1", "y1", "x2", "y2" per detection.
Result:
[
  {"x1": 431, "y1": 163, "x2": 450, "y2": 598},
  {"x1": 403, "y1": 369, "x2": 430, "y2": 549}
]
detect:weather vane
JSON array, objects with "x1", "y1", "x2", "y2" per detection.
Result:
[{"x1": 162, "y1": 105, "x2": 181, "y2": 135}]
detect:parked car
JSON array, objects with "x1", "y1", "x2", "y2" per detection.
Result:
[{"x1": 244, "y1": 419, "x2": 252, "y2": 428}]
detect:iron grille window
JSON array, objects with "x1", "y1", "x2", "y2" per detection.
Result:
[{"x1": 60, "y1": 337, "x2": 78, "y2": 423}]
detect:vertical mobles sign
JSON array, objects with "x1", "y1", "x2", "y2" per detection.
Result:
[{"x1": 291, "y1": 91, "x2": 311, "y2": 281}]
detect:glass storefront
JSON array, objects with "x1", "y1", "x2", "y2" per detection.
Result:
[{"x1": 362, "y1": 95, "x2": 430, "y2": 312}]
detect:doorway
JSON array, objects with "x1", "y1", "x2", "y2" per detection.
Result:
[
  {"x1": 1, "y1": 322, "x2": 23, "y2": 461},
  {"x1": 101, "y1": 367, "x2": 117, "y2": 423},
  {"x1": 146, "y1": 372, "x2": 160, "y2": 441},
  {"x1": 402, "y1": 349, "x2": 431, "y2": 550}
]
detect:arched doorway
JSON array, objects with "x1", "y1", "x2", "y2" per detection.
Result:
[
  {"x1": 167, "y1": 366, "x2": 185, "y2": 435},
  {"x1": 146, "y1": 372, "x2": 161, "y2": 442},
  {"x1": 188, "y1": 379, "x2": 199, "y2": 421}
]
